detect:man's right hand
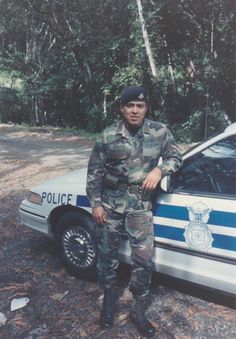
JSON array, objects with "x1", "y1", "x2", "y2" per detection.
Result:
[{"x1": 92, "y1": 206, "x2": 106, "y2": 224}]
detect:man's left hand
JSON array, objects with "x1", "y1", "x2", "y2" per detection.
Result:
[{"x1": 142, "y1": 168, "x2": 162, "y2": 191}]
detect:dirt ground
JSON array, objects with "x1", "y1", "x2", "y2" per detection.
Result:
[{"x1": 0, "y1": 123, "x2": 236, "y2": 339}]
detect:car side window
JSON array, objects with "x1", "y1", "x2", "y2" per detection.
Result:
[{"x1": 174, "y1": 135, "x2": 236, "y2": 195}]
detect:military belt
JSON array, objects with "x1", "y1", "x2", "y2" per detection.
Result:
[
  {"x1": 128, "y1": 184, "x2": 152, "y2": 201},
  {"x1": 105, "y1": 181, "x2": 152, "y2": 201},
  {"x1": 104, "y1": 174, "x2": 152, "y2": 201},
  {"x1": 128, "y1": 184, "x2": 141, "y2": 195},
  {"x1": 105, "y1": 181, "x2": 140, "y2": 193}
]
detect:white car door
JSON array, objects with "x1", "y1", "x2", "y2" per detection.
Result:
[{"x1": 154, "y1": 134, "x2": 236, "y2": 262}]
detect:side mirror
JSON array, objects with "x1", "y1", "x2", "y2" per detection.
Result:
[
  {"x1": 158, "y1": 157, "x2": 176, "y2": 192},
  {"x1": 160, "y1": 175, "x2": 171, "y2": 192}
]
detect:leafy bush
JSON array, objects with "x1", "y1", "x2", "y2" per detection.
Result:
[
  {"x1": 172, "y1": 110, "x2": 229, "y2": 142},
  {"x1": 0, "y1": 87, "x2": 29, "y2": 124}
]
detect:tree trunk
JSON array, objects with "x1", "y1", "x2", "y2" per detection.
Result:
[
  {"x1": 135, "y1": 0, "x2": 164, "y2": 104},
  {"x1": 32, "y1": 94, "x2": 39, "y2": 125},
  {"x1": 136, "y1": 0, "x2": 158, "y2": 81},
  {"x1": 163, "y1": 34, "x2": 175, "y2": 91}
]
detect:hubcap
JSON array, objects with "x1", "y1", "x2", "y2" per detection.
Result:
[{"x1": 62, "y1": 226, "x2": 96, "y2": 269}]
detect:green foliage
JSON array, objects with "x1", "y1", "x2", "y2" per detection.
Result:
[
  {"x1": 0, "y1": 0, "x2": 235, "y2": 139},
  {"x1": 0, "y1": 70, "x2": 29, "y2": 123},
  {"x1": 0, "y1": 87, "x2": 29, "y2": 123},
  {"x1": 172, "y1": 109, "x2": 229, "y2": 142}
]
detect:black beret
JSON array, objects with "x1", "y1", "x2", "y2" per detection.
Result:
[{"x1": 121, "y1": 86, "x2": 147, "y2": 105}]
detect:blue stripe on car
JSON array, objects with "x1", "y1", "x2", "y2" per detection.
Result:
[
  {"x1": 76, "y1": 195, "x2": 236, "y2": 251},
  {"x1": 153, "y1": 204, "x2": 236, "y2": 228},
  {"x1": 154, "y1": 224, "x2": 185, "y2": 242},
  {"x1": 76, "y1": 195, "x2": 90, "y2": 207},
  {"x1": 154, "y1": 224, "x2": 236, "y2": 252}
]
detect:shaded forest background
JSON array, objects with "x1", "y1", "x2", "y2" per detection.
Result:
[{"x1": 0, "y1": 0, "x2": 235, "y2": 141}]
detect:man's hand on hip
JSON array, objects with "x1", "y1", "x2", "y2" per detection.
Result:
[
  {"x1": 142, "y1": 167, "x2": 162, "y2": 191},
  {"x1": 92, "y1": 206, "x2": 106, "y2": 224}
]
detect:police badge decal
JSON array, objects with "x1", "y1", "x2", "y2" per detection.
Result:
[{"x1": 184, "y1": 202, "x2": 213, "y2": 250}]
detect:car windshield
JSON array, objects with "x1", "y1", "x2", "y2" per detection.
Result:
[
  {"x1": 176, "y1": 135, "x2": 236, "y2": 195},
  {"x1": 202, "y1": 140, "x2": 236, "y2": 159},
  {"x1": 181, "y1": 127, "x2": 230, "y2": 156}
]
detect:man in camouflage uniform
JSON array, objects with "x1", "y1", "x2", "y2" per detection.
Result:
[{"x1": 86, "y1": 86, "x2": 182, "y2": 337}]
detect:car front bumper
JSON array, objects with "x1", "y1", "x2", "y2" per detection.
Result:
[{"x1": 19, "y1": 199, "x2": 52, "y2": 238}]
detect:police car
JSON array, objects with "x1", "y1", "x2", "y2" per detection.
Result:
[{"x1": 19, "y1": 123, "x2": 236, "y2": 295}]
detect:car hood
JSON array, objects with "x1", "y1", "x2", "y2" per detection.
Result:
[{"x1": 32, "y1": 167, "x2": 88, "y2": 193}]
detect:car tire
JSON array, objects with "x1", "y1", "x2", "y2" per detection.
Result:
[{"x1": 56, "y1": 211, "x2": 97, "y2": 281}]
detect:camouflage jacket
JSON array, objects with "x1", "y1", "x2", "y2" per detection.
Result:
[{"x1": 86, "y1": 118, "x2": 182, "y2": 213}]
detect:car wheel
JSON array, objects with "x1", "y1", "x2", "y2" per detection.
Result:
[{"x1": 56, "y1": 211, "x2": 97, "y2": 281}]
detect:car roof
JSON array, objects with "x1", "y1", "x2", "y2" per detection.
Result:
[
  {"x1": 225, "y1": 122, "x2": 236, "y2": 134},
  {"x1": 183, "y1": 122, "x2": 236, "y2": 160}
]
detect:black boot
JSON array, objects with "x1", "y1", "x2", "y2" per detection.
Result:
[
  {"x1": 130, "y1": 294, "x2": 156, "y2": 337},
  {"x1": 100, "y1": 288, "x2": 117, "y2": 329}
]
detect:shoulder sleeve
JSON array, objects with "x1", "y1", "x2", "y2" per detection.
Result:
[
  {"x1": 157, "y1": 125, "x2": 183, "y2": 177},
  {"x1": 86, "y1": 134, "x2": 107, "y2": 208}
]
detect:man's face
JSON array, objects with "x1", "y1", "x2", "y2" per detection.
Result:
[{"x1": 121, "y1": 101, "x2": 147, "y2": 128}]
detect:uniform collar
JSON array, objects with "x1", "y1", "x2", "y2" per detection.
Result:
[
  {"x1": 116, "y1": 118, "x2": 150, "y2": 138},
  {"x1": 143, "y1": 118, "x2": 150, "y2": 134}
]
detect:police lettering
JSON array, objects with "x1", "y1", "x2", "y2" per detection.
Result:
[{"x1": 42, "y1": 192, "x2": 73, "y2": 205}]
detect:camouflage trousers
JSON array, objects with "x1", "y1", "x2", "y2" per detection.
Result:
[{"x1": 97, "y1": 207, "x2": 154, "y2": 296}]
